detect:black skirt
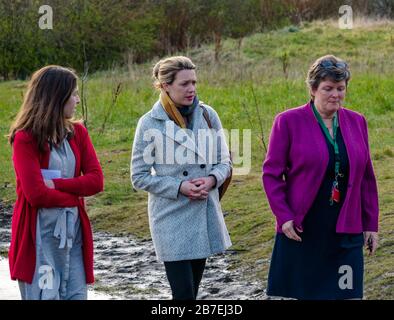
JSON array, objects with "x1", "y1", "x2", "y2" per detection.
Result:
[{"x1": 267, "y1": 126, "x2": 364, "y2": 300}]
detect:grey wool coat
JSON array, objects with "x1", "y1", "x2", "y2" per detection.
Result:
[{"x1": 131, "y1": 100, "x2": 232, "y2": 262}]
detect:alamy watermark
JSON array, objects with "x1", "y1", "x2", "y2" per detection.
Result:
[
  {"x1": 339, "y1": 5, "x2": 353, "y2": 29},
  {"x1": 37, "y1": 5, "x2": 355, "y2": 31},
  {"x1": 140, "y1": 122, "x2": 251, "y2": 175},
  {"x1": 38, "y1": 5, "x2": 53, "y2": 30},
  {"x1": 38, "y1": 265, "x2": 54, "y2": 290},
  {"x1": 338, "y1": 265, "x2": 353, "y2": 290}
]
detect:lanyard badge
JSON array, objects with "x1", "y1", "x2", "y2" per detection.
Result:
[
  {"x1": 312, "y1": 102, "x2": 341, "y2": 205},
  {"x1": 331, "y1": 180, "x2": 340, "y2": 204}
]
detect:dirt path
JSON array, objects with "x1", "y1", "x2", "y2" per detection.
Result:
[
  {"x1": 0, "y1": 201, "x2": 266, "y2": 300},
  {"x1": 0, "y1": 257, "x2": 113, "y2": 300}
]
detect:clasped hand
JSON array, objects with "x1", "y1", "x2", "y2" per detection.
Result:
[{"x1": 180, "y1": 177, "x2": 216, "y2": 200}]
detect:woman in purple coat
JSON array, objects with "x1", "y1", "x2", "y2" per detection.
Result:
[{"x1": 262, "y1": 55, "x2": 379, "y2": 300}]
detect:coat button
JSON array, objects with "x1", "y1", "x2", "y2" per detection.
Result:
[
  {"x1": 183, "y1": 171, "x2": 188, "y2": 176},
  {"x1": 200, "y1": 164, "x2": 206, "y2": 169}
]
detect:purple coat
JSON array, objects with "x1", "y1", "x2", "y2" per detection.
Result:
[{"x1": 262, "y1": 101, "x2": 379, "y2": 234}]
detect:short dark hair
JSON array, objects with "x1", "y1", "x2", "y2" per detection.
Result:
[{"x1": 306, "y1": 55, "x2": 351, "y2": 98}]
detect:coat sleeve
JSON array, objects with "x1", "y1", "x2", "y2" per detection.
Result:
[
  {"x1": 131, "y1": 116, "x2": 183, "y2": 200},
  {"x1": 262, "y1": 114, "x2": 295, "y2": 229},
  {"x1": 360, "y1": 116, "x2": 379, "y2": 232},
  {"x1": 12, "y1": 132, "x2": 80, "y2": 208},
  {"x1": 206, "y1": 108, "x2": 232, "y2": 188},
  {"x1": 52, "y1": 124, "x2": 104, "y2": 196}
]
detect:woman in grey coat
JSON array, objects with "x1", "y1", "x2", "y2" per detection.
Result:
[{"x1": 131, "y1": 56, "x2": 232, "y2": 300}]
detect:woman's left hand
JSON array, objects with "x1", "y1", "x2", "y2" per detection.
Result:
[
  {"x1": 364, "y1": 231, "x2": 378, "y2": 255},
  {"x1": 190, "y1": 176, "x2": 216, "y2": 194},
  {"x1": 44, "y1": 179, "x2": 55, "y2": 189}
]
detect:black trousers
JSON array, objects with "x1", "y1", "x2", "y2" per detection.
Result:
[{"x1": 164, "y1": 258, "x2": 207, "y2": 300}]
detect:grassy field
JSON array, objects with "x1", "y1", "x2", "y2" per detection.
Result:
[{"x1": 0, "y1": 20, "x2": 393, "y2": 299}]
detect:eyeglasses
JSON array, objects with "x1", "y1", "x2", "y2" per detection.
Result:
[{"x1": 319, "y1": 60, "x2": 348, "y2": 70}]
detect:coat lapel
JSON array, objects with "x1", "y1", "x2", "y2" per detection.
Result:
[
  {"x1": 191, "y1": 105, "x2": 207, "y2": 162},
  {"x1": 303, "y1": 103, "x2": 355, "y2": 194},
  {"x1": 337, "y1": 107, "x2": 355, "y2": 187},
  {"x1": 303, "y1": 102, "x2": 330, "y2": 174},
  {"x1": 150, "y1": 100, "x2": 206, "y2": 162}
]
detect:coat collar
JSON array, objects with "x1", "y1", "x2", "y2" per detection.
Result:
[
  {"x1": 150, "y1": 100, "x2": 207, "y2": 162},
  {"x1": 302, "y1": 100, "x2": 347, "y2": 125},
  {"x1": 150, "y1": 99, "x2": 205, "y2": 129},
  {"x1": 151, "y1": 100, "x2": 170, "y2": 121}
]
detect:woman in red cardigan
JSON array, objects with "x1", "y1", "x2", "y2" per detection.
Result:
[{"x1": 8, "y1": 65, "x2": 103, "y2": 300}]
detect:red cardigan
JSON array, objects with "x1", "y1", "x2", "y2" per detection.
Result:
[{"x1": 9, "y1": 123, "x2": 104, "y2": 284}]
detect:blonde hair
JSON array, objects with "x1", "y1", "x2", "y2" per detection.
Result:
[
  {"x1": 306, "y1": 55, "x2": 351, "y2": 98},
  {"x1": 152, "y1": 56, "x2": 196, "y2": 89}
]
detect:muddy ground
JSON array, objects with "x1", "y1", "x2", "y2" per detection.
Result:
[{"x1": 0, "y1": 201, "x2": 266, "y2": 300}]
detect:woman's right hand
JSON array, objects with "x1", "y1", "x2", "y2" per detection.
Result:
[
  {"x1": 282, "y1": 220, "x2": 302, "y2": 242},
  {"x1": 179, "y1": 181, "x2": 208, "y2": 200}
]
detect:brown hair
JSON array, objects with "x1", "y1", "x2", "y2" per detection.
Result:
[
  {"x1": 306, "y1": 55, "x2": 351, "y2": 99},
  {"x1": 8, "y1": 65, "x2": 79, "y2": 152},
  {"x1": 152, "y1": 56, "x2": 196, "y2": 89}
]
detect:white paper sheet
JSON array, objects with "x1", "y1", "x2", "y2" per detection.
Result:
[{"x1": 41, "y1": 169, "x2": 61, "y2": 180}]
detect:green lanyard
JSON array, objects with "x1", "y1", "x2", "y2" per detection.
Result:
[{"x1": 312, "y1": 102, "x2": 342, "y2": 205}]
